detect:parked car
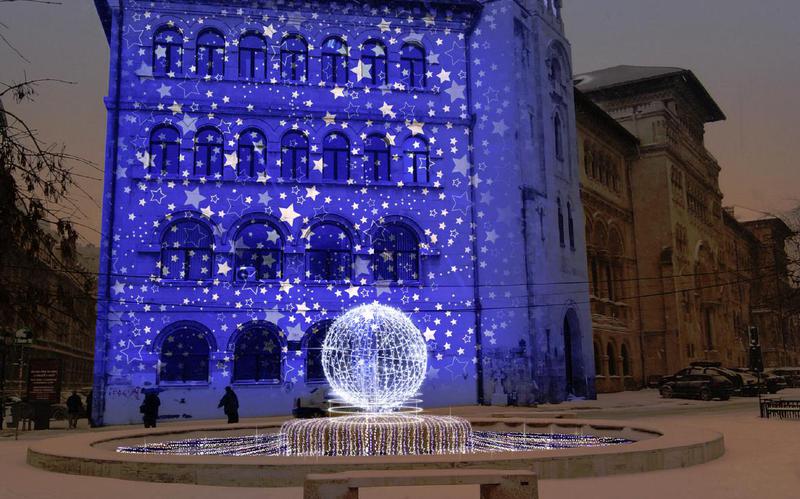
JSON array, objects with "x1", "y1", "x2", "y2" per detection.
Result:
[
  {"x1": 660, "y1": 374, "x2": 734, "y2": 401},
  {"x1": 767, "y1": 367, "x2": 800, "y2": 388},
  {"x1": 292, "y1": 387, "x2": 331, "y2": 419},
  {"x1": 660, "y1": 362, "x2": 744, "y2": 394},
  {"x1": 731, "y1": 368, "x2": 787, "y2": 394}
]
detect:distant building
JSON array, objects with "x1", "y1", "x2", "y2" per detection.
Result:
[
  {"x1": 0, "y1": 241, "x2": 96, "y2": 399},
  {"x1": 576, "y1": 65, "x2": 799, "y2": 385},
  {"x1": 575, "y1": 90, "x2": 643, "y2": 391},
  {"x1": 92, "y1": 0, "x2": 595, "y2": 425},
  {"x1": 743, "y1": 217, "x2": 799, "y2": 367}
]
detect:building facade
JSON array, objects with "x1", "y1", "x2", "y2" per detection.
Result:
[
  {"x1": 743, "y1": 217, "x2": 800, "y2": 367},
  {"x1": 575, "y1": 90, "x2": 643, "y2": 392},
  {"x1": 92, "y1": 0, "x2": 594, "y2": 425},
  {"x1": 576, "y1": 66, "x2": 800, "y2": 384}
]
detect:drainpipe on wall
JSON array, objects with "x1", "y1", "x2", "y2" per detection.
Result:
[{"x1": 464, "y1": 10, "x2": 485, "y2": 405}]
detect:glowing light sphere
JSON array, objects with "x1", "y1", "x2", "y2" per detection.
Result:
[{"x1": 322, "y1": 303, "x2": 427, "y2": 412}]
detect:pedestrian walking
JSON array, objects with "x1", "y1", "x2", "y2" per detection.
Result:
[
  {"x1": 140, "y1": 390, "x2": 160, "y2": 428},
  {"x1": 218, "y1": 386, "x2": 239, "y2": 423},
  {"x1": 66, "y1": 391, "x2": 83, "y2": 430}
]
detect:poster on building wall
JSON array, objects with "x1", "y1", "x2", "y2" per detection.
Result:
[{"x1": 27, "y1": 358, "x2": 62, "y2": 404}]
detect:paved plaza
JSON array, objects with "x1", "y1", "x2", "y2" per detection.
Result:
[{"x1": 1, "y1": 389, "x2": 798, "y2": 499}]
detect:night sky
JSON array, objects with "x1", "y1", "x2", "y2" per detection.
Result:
[{"x1": 1, "y1": 0, "x2": 798, "y2": 244}]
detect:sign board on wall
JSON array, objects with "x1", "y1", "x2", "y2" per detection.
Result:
[{"x1": 27, "y1": 358, "x2": 62, "y2": 404}]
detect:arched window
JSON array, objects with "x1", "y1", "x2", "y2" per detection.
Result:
[
  {"x1": 305, "y1": 223, "x2": 352, "y2": 281},
  {"x1": 233, "y1": 219, "x2": 283, "y2": 281},
  {"x1": 304, "y1": 321, "x2": 332, "y2": 383},
  {"x1": 238, "y1": 32, "x2": 267, "y2": 79},
  {"x1": 374, "y1": 224, "x2": 419, "y2": 282},
  {"x1": 232, "y1": 323, "x2": 283, "y2": 383},
  {"x1": 280, "y1": 35, "x2": 308, "y2": 82},
  {"x1": 554, "y1": 112, "x2": 564, "y2": 161},
  {"x1": 193, "y1": 126, "x2": 223, "y2": 177},
  {"x1": 153, "y1": 26, "x2": 183, "y2": 76},
  {"x1": 594, "y1": 341, "x2": 602, "y2": 376},
  {"x1": 400, "y1": 43, "x2": 426, "y2": 88},
  {"x1": 557, "y1": 197, "x2": 565, "y2": 247},
  {"x1": 149, "y1": 125, "x2": 181, "y2": 174},
  {"x1": 321, "y1": 36, "x2": 348, "y2": 84},
  {"x1": 280, "y1": 131, "x2": 309, "y2": 179},
  {"x1": 607, "y1": 343, "x2": 618, "y2": 376},
  {"x1": 322, "y1": 132, "x2": 350, "y2": 180},
  {"x1": 237, "y1": 128, "x2": 267, "y2": 178},
  {"x1": 567, "y1": 201, "x2": 575, "y2": 250},
  {"x1": 403, "y1": 136, "x2": 429, "y2": 183},
  {"x1": 360, "y1": 39, "x2": 388, "y2": 85},
  {"x1": 549, "y1": 57, "x2": 563, "y2": 88},
  {"x1": 365, "y1": 134, "x2": 391, "y2": 181},
  {"x1": 621, "y1": 343, "x2": 631, "y2": 377},
  {"x1": 160, "y1": 219, "x2": 213, "y2": 280},
  {"x1": 159, "y1": 323, "x2": 211, "y2": 383},
  {"x1": 196, "y1": 29, "x2": 225, "y2": 78}
]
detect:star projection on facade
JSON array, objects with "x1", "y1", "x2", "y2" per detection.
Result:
[{"x1": 92, "y1": 0, "x2": 592, "y2": 426}]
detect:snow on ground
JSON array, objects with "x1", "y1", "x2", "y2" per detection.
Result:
[{"x1": 1, "y1": 389, "x2": 799, "y2": 499}]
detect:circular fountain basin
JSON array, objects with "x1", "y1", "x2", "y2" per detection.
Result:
[{"x1": 27, "y1": 417, "x2": 724, "y2": 487}]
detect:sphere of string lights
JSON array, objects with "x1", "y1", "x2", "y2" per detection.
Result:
[{"x1": 322, "y1": 303, "x2": 427, "y2": 412}]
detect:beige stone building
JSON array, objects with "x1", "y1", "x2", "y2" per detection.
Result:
[
  {"x1": 743, "y1": 217, "x2": 800, "y2": 367},
  {"x1": 575, "y1": 90, "x2": 643, "y2": 392},
  {"x1": 575, "y1": 66, "x2": 799, "y2": 388}
]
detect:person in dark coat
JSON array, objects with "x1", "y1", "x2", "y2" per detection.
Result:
[
  {"x1": 140, "y1": 390, "x2": 160, "y2": 428},
  {"x1": 218, "y1": 386, "x2": 239, "y2": 423},
  {"x1": 66, "y1": 391, "x2": 83, "y2": 429}
]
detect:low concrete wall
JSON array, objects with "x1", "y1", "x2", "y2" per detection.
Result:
[{"x1": 27, "y1": 418, "x2": 724, "y2": 487}]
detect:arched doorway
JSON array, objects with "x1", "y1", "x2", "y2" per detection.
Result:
[{"x1": 563, "y1": 308, "x2": 583, "y2": 396}]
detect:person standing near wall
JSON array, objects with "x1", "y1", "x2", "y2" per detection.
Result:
[
  {"x1": 218, "y1": 386, "x2": 239, "y2": 424},
  {"x1": 65, "y1": 391, "x2": 83, "y2": 429},
  {"x1": 140, "y1": 389, "x2": 160, "y2": 428}
]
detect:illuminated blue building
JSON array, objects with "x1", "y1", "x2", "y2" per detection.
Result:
[{"x1": 92, "y1": 0, "x2": 595, "y2": 425}]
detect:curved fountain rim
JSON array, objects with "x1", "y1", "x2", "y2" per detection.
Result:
[{"x1": 27, "y1": 416, "x2": 722, "y2": 472}]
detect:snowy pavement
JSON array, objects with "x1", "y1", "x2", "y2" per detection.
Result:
[{"x1": 1, "y1": 389, "x2": 799, "y2": 499}]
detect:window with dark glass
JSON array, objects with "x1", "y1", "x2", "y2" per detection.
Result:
[
  {"x1": 306, "y1": 223, "x2": 352, "y2": 281},
  {"x1": 621, "y1": 344, "x2": 631, "y2": 376},
  {"x1": 153, "y1": 26, "x2": 183, "y2": 76},
  {"x1": 160, "y1": 220, "x2": 213, "y2": 280},
  {"x1": 193, "y1": 127, "x2": 223, "y2": 177},
  {"x1": 554, "y1": 113, "x2": 564, "y2": 160},
  {"x1": 238, "y1": 32, "x2": 267, "y2": 79},
  {"x1": 233, "y1": 220, "x2": 283, "y2": 281},
  {"x1": 400, "y1": 43, "x2": 426, "y2": 88},
  {"x1": 361, "y1": 39, "x2": 388, "y2": 85},
  {"x1": 232, "y1": 324, "x2": 282, "y2": 383},
  {"x1": 567, "y1": 202, "x2": 575, "y2": 249},
  {"x1": 304, "y1": 321, "x2": 331, "y2": 383},
  {"x1": 374, "y1": 224, "x2": 419, "y2": 282},
  {"x1": 594, "y1": 342, "x2": 602, "y2": 376},
  {"x1": 159, "y1": 325, "x2": 211, "y2": 383},
  {"x1": 402, "y1": 136, "x2": 429, "y2": 183},
  {"x1": 280, "y1": 35, "x2": 308, "y2": 82},
  {"x1": 280, "y1": 131, "x2": 309, "y2": 179},
  {"x1": 322, "y1": 132, "x2": 350, "y2": 180},
  {"x1": 149, "y1": 125, "x2": 181, "y2": 175},
  {"x1": 196, "y1": 29, "x2": 225, "y2": 78},
  {"x1": 557, "y1": 198, "x2": 565, "y2": 247},
  {"x1": 321, "y1": 36, "x2": 348, "y2": 84},
  {"x1": 607, "y1": 343, "x2": 617, "y2": 376},
  {"x1": 237, "y1": 128, "x2": 267, "y2": 178},
  {"x1": 365, "y1": 134, "x2": 390, "y2": 181}
]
